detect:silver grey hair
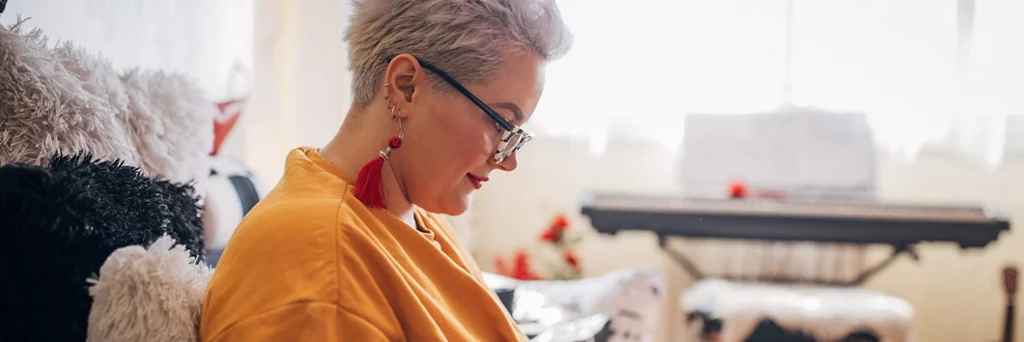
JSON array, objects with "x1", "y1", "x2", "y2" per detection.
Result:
[{"x1": 345, "y1": 0, "x2": 573, "y2": 105}]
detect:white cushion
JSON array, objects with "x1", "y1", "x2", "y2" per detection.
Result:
[
  {"x1": 680, "y1": 279, "x2": 913, "y2": 342},
  {"x1": 87, "y1": 236, "x2": 211, "y2": 342}
]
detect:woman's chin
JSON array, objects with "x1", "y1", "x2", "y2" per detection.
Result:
[
  {"x1": 436, "y1": 203, "x2": 469, "y2": 216},
  {"x1": 419, "y1": 194, "x2": 471, "y2": 216},
  {"x1": 447, "y1": 196, "x2": 471, "y2": 216}
]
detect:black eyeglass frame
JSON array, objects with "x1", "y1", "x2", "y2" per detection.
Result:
[{"x1": 386, "y1": 56, "x2": 534, "y2": 163}]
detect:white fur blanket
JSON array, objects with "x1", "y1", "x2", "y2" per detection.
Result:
[{"x1": 0, "y1": 19, "x2": 213, "y2": 193}]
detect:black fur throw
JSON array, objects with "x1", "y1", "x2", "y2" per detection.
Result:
[{"x1": 0, "y1": 152, "x2": 205, "y2": 341}]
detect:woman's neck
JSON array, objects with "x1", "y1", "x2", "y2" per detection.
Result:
[{"x1": 320, "y1": 106, "x2": 416, "y2": 226}]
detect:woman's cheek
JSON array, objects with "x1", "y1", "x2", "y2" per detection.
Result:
[
  {"x1": 454, "y1": 126, "x2": 497, "y2": 159},
  {"x1": 474, "y1": 129, "x2": 501, "y2": 161}
]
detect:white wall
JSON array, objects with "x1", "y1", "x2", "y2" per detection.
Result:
[
  {"x1": 469, "y1": 137, "x2": 1024, "y2": 342},
  {"x1": 245, "y1": 0, "x2": 349, "y2": 184}
]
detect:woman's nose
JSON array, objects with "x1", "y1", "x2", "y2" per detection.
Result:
[{"x1": 495, "y1": 152, "x2": 518, "y2": 172}]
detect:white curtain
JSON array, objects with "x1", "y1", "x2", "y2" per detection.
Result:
[{"x1": 535, "y1": 0, "x2": 1024, "y2": 163}]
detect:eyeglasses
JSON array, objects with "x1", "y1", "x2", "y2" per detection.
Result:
[{"x1": 406, "y1": 58, "x2": 534, "y2": 164}]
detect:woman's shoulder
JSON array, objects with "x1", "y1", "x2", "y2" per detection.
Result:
[
  {"x1": 202, "y1": 195, "x2": 394, "y2": 340},
  {"x1": 231, "y1": 192, "x2": 374, "y2": 243},
  {"x1": 208, "y1": 193, "x2": 384, "y2": 288},
  {"x1": 228, "y1": 189, "x2": 397, "y2": 258}
]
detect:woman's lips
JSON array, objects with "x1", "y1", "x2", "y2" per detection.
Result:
[{"x1": 467, "y1": 174, "x2": 488, "y2": 189}]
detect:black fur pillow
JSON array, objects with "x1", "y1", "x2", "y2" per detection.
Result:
[{"x1": 0, "y1": 152, "x2": 204, "y2": 341}]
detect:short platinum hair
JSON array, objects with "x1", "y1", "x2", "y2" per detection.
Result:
[{"x1": 345, "y1": 0, "x2": 573, "y2": 105}]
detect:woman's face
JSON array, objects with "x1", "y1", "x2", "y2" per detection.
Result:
[{"x1": 395, "y1": 53, "x2": 545, "y2": 215}]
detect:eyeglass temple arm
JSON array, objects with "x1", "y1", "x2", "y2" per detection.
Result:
[{"x1": 417, "y1": 61, "x2": 516, "y2": 131}]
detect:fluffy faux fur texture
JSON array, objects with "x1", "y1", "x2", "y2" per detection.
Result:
[
  {"x1": 87, "y1": 235, "x2": 212, "y2": 342},
  {"x1": 0, "y1": 19, "x2": 214, "y2": 196},
  {"x1": 0, "y1": 152, "x2": 205, "y2": 341}
]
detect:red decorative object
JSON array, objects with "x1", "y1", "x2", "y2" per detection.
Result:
[
  {"x1": 728, "y1": 179, "x2": 747, "y2": 199},
  {"x1": 354, "y1": 136, "x2": 403, "y2": 209},
  {"x1": 211, "y1": 99, "x2": 245, "y2": 156},
  {"x1": 388, "y1": 136, "x2": 403, "y2": 149},
  {"x1": 354, "y1": 156, "x2": 387, "y2": 208}
]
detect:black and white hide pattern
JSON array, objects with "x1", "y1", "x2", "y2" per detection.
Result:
[{"x1": 202, "y1": 155, "x2": 268, "y2": 266}]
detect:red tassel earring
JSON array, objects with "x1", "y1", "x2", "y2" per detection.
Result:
[{"x1": 353, "y1": 85, "x2": 404, "y2": 209}]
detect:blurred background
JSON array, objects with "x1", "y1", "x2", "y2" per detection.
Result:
[{"x1": 4, "y1": 0, "x2": 1022, "y2": 341}]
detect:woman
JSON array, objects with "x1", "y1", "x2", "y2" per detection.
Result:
[{"x1": 199, "y1": 0, "x2": 572, "y2": 341}]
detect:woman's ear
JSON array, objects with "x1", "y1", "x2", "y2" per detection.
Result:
[{"x1": 384, "y1": 54, "x2": 425, "y2": 119}]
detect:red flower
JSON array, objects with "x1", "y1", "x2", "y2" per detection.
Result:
[
  {"x1": 495, "y1": 249, "x2": 542, "y2": 280},
  {"x1": 496, "y1": 250, "x2": 545, "y2": 280},
  {"x1": 539, "y1": 214, "x2": 571, "y2": 244},
  {"x1": 514, "y1": 250, "x2": 530, "y2": 269},
  {"x1": 564, "y1": 250, "x2": 580, "y2": 269},
  {"x1": 539, "y1": 229, "x2": 561, "y2": 243},
  {"x1": 551, "y1": 215, "x2": 569, "y2": 231},
  {"x1": 495, "y1": 257, "x2": 509, "y2": 276}
]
